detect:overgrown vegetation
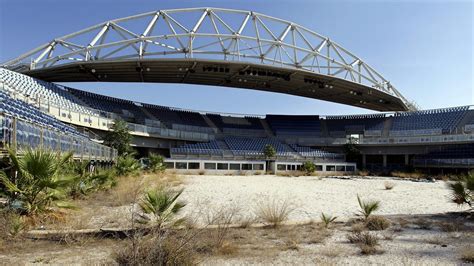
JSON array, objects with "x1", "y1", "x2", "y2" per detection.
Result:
[
  {"x1": 302, "y1": 161, "x2": 316, "y2": 176},
  {"x1": 148, "y1": 153, "x2": 166, "y2": 173},
  {"x1": 115, "y1": 155, "x2": 140, "y2": 176},
  {"x1": 103, "y1": 119, "x2": 133, "y2": 156},
  {"x1": 138, "y1": 187, "x2": 186, "y2": 228},
  {"x1": 254, "y1": 198, "x2": 293, "y2": 227},
  {"x1": 365, "y1": 215, "x2": 391, "y2": 231},
  {"x1": 0, "y1": 149, "x2": 75, "y2": 215},
  {"x1": 448, "y1": 172, "x2": 473, "y2": 209}
]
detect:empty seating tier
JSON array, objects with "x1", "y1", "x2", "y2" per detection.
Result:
[
  {"x1": 67, "y1": 88, "x2": 149, "y2": 124},
  {"x1": 390, "y1": 107, "x2": 469, "y2": 136},
  {"x1": 0, "y1": 68, "x2": 96, "y2": 115},
  {"x1": 325, "y1": 114, "x2": 386, "y2": 136},
  {"x1": 266, "y1": 115, "x2": 321, "y2": 136}
]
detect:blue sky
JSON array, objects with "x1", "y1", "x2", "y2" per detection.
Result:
[{"x1": 0, "y1": 0, "x2": 472, "y2": 115}]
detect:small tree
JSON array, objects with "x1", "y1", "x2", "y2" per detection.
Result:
[
  {"x1": 343, "y1": 137, "x2": 361, "y2": 163},
  {"x1": 302, "y1": 161, "x2": 316, "y2": 176},
  {"x1": 449, "y1": 172, "x2": 473, "y2": 209},
  {"x1": 264, "y1": 144, "x2": 276, "y2": 159},
  {"x1": 263, "y1": 144, "x2": 276, "y2": 173},
  {"x1": 148, "y1": 153, "x2": 166, "y2": 173},
  {"x1": 103, "y1": 119, "x2": 133, "y2": 156}
]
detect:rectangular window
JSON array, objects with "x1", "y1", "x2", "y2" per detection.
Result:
[
  {"x1": 296, "y1": 165, "x2": 302, "y2": 171},
  {"x1": 277, "y1": 164, "x2": 286, "y2": 171},
  {"x1": 336, "y1": 165, "x2": 345, "y2": 172},
  {"x1": 242, "y1": 164, "x2": 252, "y2": 170},
  {"x1": 316, "y1": 165, "x2": 323, "y2": 171},
  {"x1": 346, "y1": 165, "x2": 355, "y2": 172},
  {"x1": 188, "y1": 162, "x2": 200, "y2": 169},
  {"x1": 176, "y1": 162, "x2": 187, "y2": 169},
  {"x1": 204, "y1": 163, "x2": 216, "y2": 170},
  {"x1": 253, "y1": 164, "x2": 264, "y2": 170},
  {"x1": 326, "y1": 165, "x2": 335, "y2": 171},
  {"x1": 165, "y1": 162, "x2": 174, "y2": 169},
  {"x1": 229, "y1": 163, "x2": 240, "y2": 170},
  {"x1": 217, "y1": 163, "x2": 229, "y2": 170}
]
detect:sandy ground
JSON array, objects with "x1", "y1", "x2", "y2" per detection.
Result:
[
  {"x1": 1, "y1": 175, "x2": 472, "y2": 265},
  {"x1": 180, "y1": 175, "x2": 468, "y2": 223}
]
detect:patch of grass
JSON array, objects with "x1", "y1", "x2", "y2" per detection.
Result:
[
  {"x1": 114, "y1": 231, "x2": 197, "y2": 265},
  {"x1": 304, "y1": 227, "x2": 331, "y2": 244},
  {"x1": 438, "y1": 221, "x2": 462, "y2": 232},
  {"x1": 359, "y1": 244, "x2": 380, "y2": 255},
  {"x1": 414, "y1": 218, "x2": 432, "y2": 230},
  {"x1": 283, "y1": 238, "x2": 299, "y2": 251},
  {"x1": 357, "y1": 170, "x2": 369, "y2": 176},
  {"x1": 319, "y1": 244, "x2": 345, "y2": 257},
  {"x1": 347, "y1": 232, "x2": 378, "y2": 246},
  {"x1": 391, "y1": 171, "x2": 425, "y2": 179},
  {"x1": 460, "y1": 246, "x2": 474, "y2": 263},
  {"x1": 384, "y1": 181, "x2": 395, "y2": 190},
  {"x1": 254, "y1": 198, "x2": 294, "y2": 227},
  {"x1": 425, "y1": 235, "x2": 447, "y2": 245},
  {"x1": 365, "y1": 215, "x2": 391, "y2": 231},
  {"x1": 217, "y1": 240, "x2": 239, "y2": 255},
  {"x1": 397, "y1": 218, "x2": 410, "y2": 229},
  {"x1": 351, "y1": 222, "x2": 366, "y2": 234}
]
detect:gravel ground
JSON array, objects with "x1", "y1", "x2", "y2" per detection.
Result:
[{"x1": 180, "y1": 175, "x2": 468, "y2": 222}]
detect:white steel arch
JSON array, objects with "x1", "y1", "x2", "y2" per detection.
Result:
[{"x1": 2, "y1": 7, "x2": 411, "y2": 109}]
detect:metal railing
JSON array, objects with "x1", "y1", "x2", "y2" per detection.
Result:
[{"x1": 0, "y1": 113, "x2": 117, "y2": 161}]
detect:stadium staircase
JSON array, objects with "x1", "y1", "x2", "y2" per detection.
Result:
[
  {"x1": 137, "y1": 105, "x2": 161, "y2": 125},
  {"x1": 382, "y1": 117, "x2": 393, "y2": 137},
  {"x1": 260, "y1": 119, "x2": 275, "y2": 137},
  {"x1": 216, "y1": 140, "x2": 234, "y2": 158},
  {"x1": 202, "y1": 114, "x2": 221, "y2": 134},
  {"x1": 320, "y1": 120, "x2": 330, "y2": 137}
]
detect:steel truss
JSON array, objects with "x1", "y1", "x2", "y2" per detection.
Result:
[{"x1": 2, "y1": 7, "x2": 409, "y2": 107}]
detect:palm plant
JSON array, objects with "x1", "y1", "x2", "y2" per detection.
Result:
[
  {"x1": 320, "y1": 212, "x2": 337, "y2": 228},
  {"x1": 449, "y1": 172, "x2": 473, "y2": 208},
  {"x1": 139, "y1": 187, "x2": 186, "y2": 228},
  {"x1": 0, "y1": 149, "x2": 74, "y2": 215},
  {"x1": 148, "y1": 153, "x2": 166, "y2": 173},
  {"x1": 115, "y1": 155, "x2": 140, "y2": 176},
  {"x1": 357, "y1": 195, "x2": 380, "y2": 220}
]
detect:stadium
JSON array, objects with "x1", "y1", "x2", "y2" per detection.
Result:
[
  {"x1": 1, "y1": 7, "x2": 473, "y2": 174},
  {"x1": 1, "y1": 4, "x2": 474, "y2": 264}
]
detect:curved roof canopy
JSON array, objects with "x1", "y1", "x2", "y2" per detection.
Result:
[{"x1": 1, "y1": 7, "x2": 412, "y2": 111}]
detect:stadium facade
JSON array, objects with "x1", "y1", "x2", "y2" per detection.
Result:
[{"x1": 1, "y1": 8, "x2": 473, "y2": 173}]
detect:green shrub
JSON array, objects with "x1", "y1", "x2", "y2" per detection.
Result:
[
  {"x1": 115, "y1": 155, "x2": 140, "y2": 176},
  {"x1": 139, "y1": 188, "x2": 186, "y2": 228},
  {"x1": 302, "y1": 161, "x2": 316, "y2": 176},
  {"x1": 448, "y1": 172, "x2": 473, "y2": 209},
  {"x1": 148, "y1": 153, "x2": 166, "y2": 173},
  {"x1": 357, "y1": 195, "x2": 380, "y2": 220},
  {"x1": 0, "y1": 149, "x2": 74, "y2": 215}
]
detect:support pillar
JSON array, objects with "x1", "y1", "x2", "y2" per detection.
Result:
[
  {"x1": 405, "y1": 154, "x2": 409, "y2": 165},
  {"x1": 383, "y1": 154, "x2": 387, "y2": 168},
  {"x1": 362, "y1": 154, "x2": 366, "y2": 169}
]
